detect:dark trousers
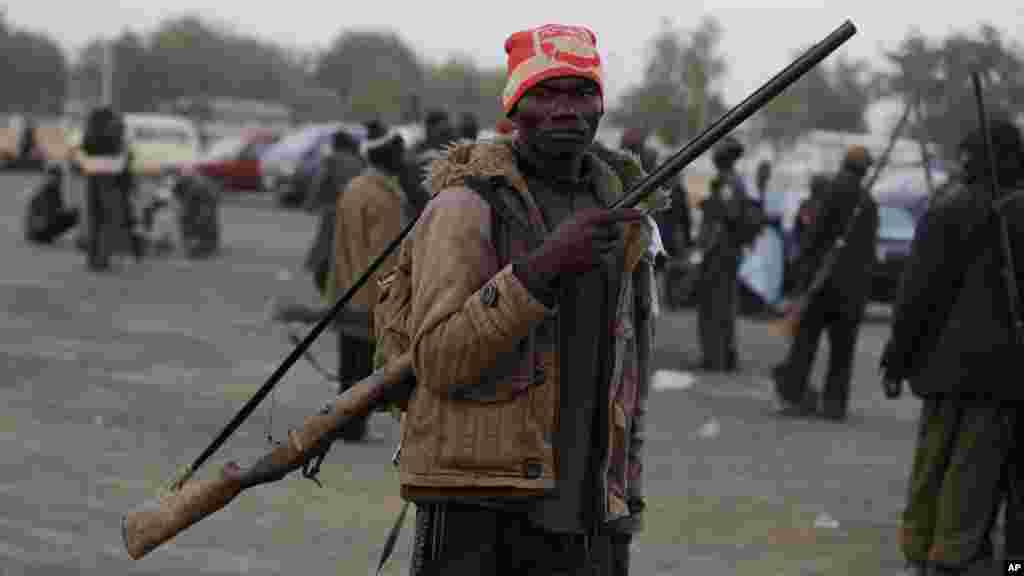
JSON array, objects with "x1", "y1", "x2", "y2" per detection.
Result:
[
  {"x1": 409, "y1": 501, "x2": 629, "y2": 576},
  {"x1": 775, "y1": 288, "x2": 863, "y2": 418},
  {"x1": 696, "y1": 252, "x2": 739, "y2": 370},
  {"x1": 85, "y1": 176, "x2": 115, "y2": 270},
  {"x1": 901, "y1": 399, "x2": 1012, "y2": 568},
  {"x1": 336, "y1": 332, "x2": 372, "y2": 440}
]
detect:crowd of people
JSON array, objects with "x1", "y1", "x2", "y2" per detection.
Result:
[{"x1": 22, "y1": 106, "x2": 221, "y2": 270}]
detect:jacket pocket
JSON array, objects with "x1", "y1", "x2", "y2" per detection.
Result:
[
  {"x1": 448, "y1": 334, "x2": 537, "y2": 403},
  {"x1": 437, "y1": 394, "x2": 540, "y2": 474}
]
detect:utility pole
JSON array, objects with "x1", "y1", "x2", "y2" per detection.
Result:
[{"x1": 101, "y1": 39, "x2": 114, "y2": 108}]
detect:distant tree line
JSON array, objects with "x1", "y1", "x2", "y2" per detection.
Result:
[
  {"x1": 1, "y1": 8, "x2": 1021, "y2": 161},
  {"x1": 0, "y1": 9, "x2": 67, "y2": 115},
  {"x1": 69, "y1": 16, "x2": 507, "y2": 127}
]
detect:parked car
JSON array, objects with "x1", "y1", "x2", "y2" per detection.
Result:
[
  {"x1": 261, "y1": 123, "x2": 368, "y2": 209},
  {"x1": 260, "y1": 124, "x2": 337, "y2": 208},
  {"x1": 870, "y1": 203, "x2": 917, "y2": 303},
  {"x1": 123, "y1": 114, "x2": 202, "y2": 176},
  {"x1": 194, "y1": 130, "x2": 279, "y2": 192}
]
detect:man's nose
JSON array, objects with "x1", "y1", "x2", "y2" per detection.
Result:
[{"x1": 551, "y1": 98, "x2": 584, "y2": 120}]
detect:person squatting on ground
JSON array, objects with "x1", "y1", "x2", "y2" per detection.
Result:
[
  {"x1": 772, "y1": 146, "x2": 878, "y2": 420},
  {"x1": 384, "y1": 23, "x2": 660, "y2": 575},
  {"x1": 331, "y1": 120, "x2": 418, "y2": 442},
  {"x1": 880, "y1": 119, "x2": 1024, "y2": 575},
  {"x1": 691, "y1": 135, "x2": 761, "y2": 372},
  {"x1": 24, "y1": 162, "x2": 79, "y2": 245}
]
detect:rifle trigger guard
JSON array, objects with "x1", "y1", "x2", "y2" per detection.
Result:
[{"x1": 302, "y1": 451, "x2": 327, "y2": 488}]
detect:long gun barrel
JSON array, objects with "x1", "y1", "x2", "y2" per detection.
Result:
[
  {"x1": 121, "y1": 19, "x2": 857, "y2": 561},
  {"x1": 971, "y1": 71, "x2": 1024, "y2": 345}
]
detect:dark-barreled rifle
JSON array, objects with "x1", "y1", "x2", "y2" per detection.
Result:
[
  {"x1": 121, "y1": 19, "x2": 858, "y2": 561},
  {"x1": 971, "y1": 71, "x2": 1024, "y2": 345}
]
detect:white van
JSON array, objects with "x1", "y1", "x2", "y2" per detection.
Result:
[{"x1": 123, "y1": 114, "x2": 201, "y2": 176}]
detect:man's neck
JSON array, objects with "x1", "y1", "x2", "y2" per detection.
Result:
[{"x1": 514, "y1": 139, "x2": 586, "y2": 184}]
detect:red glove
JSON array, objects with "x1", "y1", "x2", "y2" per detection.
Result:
[{"x1": 515, "y1": 208, "x2": 646, "y2": 302}]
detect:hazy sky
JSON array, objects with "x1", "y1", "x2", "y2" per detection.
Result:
[{"x1": 5, "y1": 0, "x2": 1022, "y2": 111}]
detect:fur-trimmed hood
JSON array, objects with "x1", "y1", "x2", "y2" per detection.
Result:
[{"x1": 422, "y1": 135, "x2": 671, "y2": 216}]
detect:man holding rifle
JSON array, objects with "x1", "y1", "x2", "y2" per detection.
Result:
[
  {"x1": 880, "y1": 119, "x2": 1023, "y2": 575},
  {"x1": 118, "y1": 20, "x2": 859, "y2": 570},
  {"x1": 773, "y1": 145, "x2": 879, "y2": 420},
  {"x1": 395, "y1": 23, "x2": 654, "y2": 574}
]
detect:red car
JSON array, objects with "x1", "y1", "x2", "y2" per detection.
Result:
[{"x1": 194, "y1": 130, "x2": 279, "y2": 192}]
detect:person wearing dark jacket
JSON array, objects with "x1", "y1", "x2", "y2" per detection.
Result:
[
  {"x1": 24, "y1": 162, "x2": 79, "y2": 244},
  {"x1": 405, "y1": 109, "x2": 452, "y2": 214},
  {"x1": 80, "y1": 106, "x2": 127, "y2": 271},
  {"x1": 304, "y1": 129, "x2": 365, "y2": 296},
  {"x1": 773, "y1": 146, "x2": 878, "y2": 419},
  {"x1": 692, "y1": 135, "x2": 760, "y2": 371},
  {"x1": 880, "y1": 119, "x2": 1024, "y2": 575},
  {"x1": 785, "y1": 174, "x2": 831, "y2": 297}
]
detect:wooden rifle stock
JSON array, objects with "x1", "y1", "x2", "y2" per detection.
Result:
[
  {"x1": 769, "y1": 248, "x2": 840, "y2": 338},
  {"x1": 121, "y1": 354, "x2": 414, "y2": 560}
]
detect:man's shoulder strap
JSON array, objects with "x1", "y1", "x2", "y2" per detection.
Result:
[{"x1": 461, "y1": 175, "x2": 537, "y2": 244}]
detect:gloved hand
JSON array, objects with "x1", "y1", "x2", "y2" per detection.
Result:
[
  {"x1": 526, "y1": 207, "x2": 646, "y2": 275},
  {"x1": 513, "y1": 207, "x2": 645, "y2": 305}
]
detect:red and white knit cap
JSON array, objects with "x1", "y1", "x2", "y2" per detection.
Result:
[{"x1": 501, "y1": 24, "x2": 604, "y2": 116}]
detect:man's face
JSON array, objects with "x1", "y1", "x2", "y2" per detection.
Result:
[{"x1": 513, "y1": 76, "x2": 602, "y2": 158}]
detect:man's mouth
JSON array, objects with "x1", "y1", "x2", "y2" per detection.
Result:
[{"x1": 545, "y1": 129, "x2": 586, "y2": 141}]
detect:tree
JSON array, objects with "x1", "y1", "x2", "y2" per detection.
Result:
[
  {"x1": 880, "y1": 24, "x2": 1024, "y2": 163},
  {"x1": 421, "y1": 57, "x2": 504, "y2": 129},
  {"x1": 752, "y1": 51, "x2": 875, "y2": 153},
  {"x1": 315, "y1": 30, "x2": 425, "y2": 124},
  {"x1": 72, "y1": 15, "x2": 332, "y2": 125},
  {"x1": 609, "y1": 16, "x2": 729, "y2": 147},
  {"x1": 0, "y1": 12, "x2": 67, "y2": 115},
  {"x1": 681, "y1": 16, "x2": 728, "y2": 137}
]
